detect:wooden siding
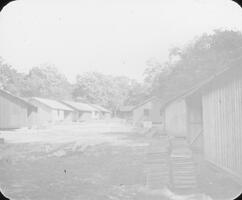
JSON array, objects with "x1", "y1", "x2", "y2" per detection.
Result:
[
  {"x1": 71, "y1": 111, "x2": 79, "y2": 122},
  {"x1": 0, "y1": 95, "x2": 28, "y2": 129},
  {"x1": 104, "y1": 112, "x2": 111, "y2": 119},
  {"x1": 164, "y1": 99, "x2": 187, "y2": 137},
  {"x1": 202, "y1": 78, "x2": 242, "y2": 179},
  {"x1": 63, "y1": 110, "x2": 73, "y2": 122},
  {"x1": 27, "y1": 109, "x2": 38, "y2": 128},
  {"x1": 132, "y1": 99, "x2": 163, "y2": 126},
  {"x1": 100, "y1": 112, "x2": 111, "y2": 119},
  {"x1": 71, "y1": 111, "x2": 94, "y2": 122},
  {"x1": 29, "y1": 99, "x2": 76, "y2": 124},
  {"x1": 117, "y1": 111, "x2": 133, "y2": 119},
  {"x1": 80, "y1": 112, "x2": 93, "y2": 121},
  {"x1": 133, "y1": 101, "x2": 152, "y2": 124},
  {"x1": 29, "y1": 99, "x2": 53, "y2": 125}
]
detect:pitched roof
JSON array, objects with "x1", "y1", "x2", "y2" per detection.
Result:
[
  {"x1": 61, "y1": 101, "x2": 98, "y2": 112},
  {"x1": 132, "y1": 96, "x2": 163, "y2": 110},
  {"x1": 118, "y1": 106, "x2": 134, "y2": 112},
  {"x1": 162, "y1": 56, "x2": 242, "y2": 109},
  {"x1": 0, "y1": 89, "x2": 37, "y2": 110},
  {"x1": 89, "y1": 104, "x2": 111, "y2": 113},
  {"x1": 30, "y1": 97, "x2": 73, "y2": 111}
]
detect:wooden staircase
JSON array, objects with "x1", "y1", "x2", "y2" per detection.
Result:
[
  {"x1": 144, "y1": 137, "x2": 199, "y2": 192},
  {"x1": 170, "y1": 138, "x2": 198, "y2": 192}
]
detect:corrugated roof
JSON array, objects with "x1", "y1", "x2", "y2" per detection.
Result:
[
  {"x1": 0, "y1": 89, "x2": 37, "y2": 110},
  {"x1": 62, "y1": 101, "x2": 98, "y2": 112},
  {"x1": 89, "y1": 104, "x2": 111, "y2": 113},
  {"x1": 31, "y1": 97, "x2": 73, "y2": 111}
]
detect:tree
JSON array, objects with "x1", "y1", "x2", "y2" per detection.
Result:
[
  {"x1": 0, "y1": 58, "x2": 25, "y2": 95},
  {"x1": 144, "y1": 29, "x2": 242, "y2": 100},
  {"x1": 22, "y1": 65, "x2": 72, "y2": 99},
  {"x1": 124, "y1": 79, "x2": 149, "y2": 106},
  {"x1": 73, "y1": 72, "x2": 146, "y2": 112}
]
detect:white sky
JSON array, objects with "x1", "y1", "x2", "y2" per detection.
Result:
[{"x1": 0, "y1": 0, "x2": 242, "y2": 83}]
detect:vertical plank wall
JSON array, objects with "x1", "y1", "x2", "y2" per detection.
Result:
[
  {"x1": 0, "y1": 95, "x2": 28, "y2": 129},
  {"x1": 202, "y1": 79, "x2": 242, "y2": 178},
  {"x1": 132, "y1": 101, "x2": 152, "y2": 125},
  {"x1": 29, "y1": 99, "x2": 52, "y2": 125}
]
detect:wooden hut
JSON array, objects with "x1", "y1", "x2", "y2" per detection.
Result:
[
  {"x1": 163, "y1": 97, "x2": 188, "y2": 137},
  {"x1": 29, "y1": 97, "x2": 73, "y2": 124},
  {"x1": 117, "y1": 106, "x2": 134, "y2": 120},
  {"x1": 89, "y1": 104, "x2": 112, "y2": 119},
  {"x1": 61, "y1": 101, "x2": 99, "y2": 121},
  {"x1": 163, "y1": 58, "x2": 242, "y2": 182},
  {"x1": 162, "y1": 91, "x2": 203, "y2": 149},
  {"x1": 132, "y1": 97, "x2": 164, "y2": 128},
  {"x1": 0, "y1": 89, "x2": 37, "y2": 129},
  {"x1": 186, "y1": 60, "x2": 242, "y2": 182}
]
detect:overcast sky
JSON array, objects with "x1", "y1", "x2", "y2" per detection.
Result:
[{"x1": 0, "y1": 0, "x2": 242, "y2": 83}]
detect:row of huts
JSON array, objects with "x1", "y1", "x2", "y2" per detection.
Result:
[
  {"x1": 118, "y1": 58, "x2": 242, "y2": 182},
  {"x1": 0, "y1": 93, "x2": 111, "y2": 129}
]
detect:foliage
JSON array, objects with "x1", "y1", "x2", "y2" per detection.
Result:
[
  {"x1": 0, "y1": 60, "x2": 72, "y2": 99},
  {"x1": 22, "y1": 65, "x2": 72, "y2": 99},
  {"x1": 73, "y1": 72, "x2": 145, "y2": 111},
  {"x1": 144, "y1": 29, "x2": 242, "y2": 100},
  {"x1": 2, "y1": 29, "x2": 241, "y2": 110},
  {"x1": 0, "y1": 58, "x2": 146, "y2": 111},
  {"x1": 0, "y1": 58, "x2": 25, "y2": 95}
]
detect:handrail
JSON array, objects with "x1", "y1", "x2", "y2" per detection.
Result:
[{"x1": 190, "y1": 129, "x2": 203, "y2": 145}]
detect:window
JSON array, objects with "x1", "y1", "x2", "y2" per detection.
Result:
[{"x1": 144, "y1": 109, "x2": 149, "y2": 116}]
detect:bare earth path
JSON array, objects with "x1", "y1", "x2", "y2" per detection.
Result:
[
  {"x1": 0, "y1": 121, "x2": 241, "y2": 200},
  {"x1": 0, "y1": 121, "x2": 160, "y2": 200}
]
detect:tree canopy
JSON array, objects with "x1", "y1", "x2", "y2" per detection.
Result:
[
  {"x1": 0, "y1": 58, "x2": 25, "y2": 96},
  {"x1": 22, "y1": 66, "x2": 72, "y2": 99},
  {"x1": 0, "y1": 60, "x2": 145, "y2": 110},
  {"x1": 144, "y1": 29, "x2": 242, "y2": 100},
  {"x1": 73, "y1": 72, "x2": 146, "y2": 111}
]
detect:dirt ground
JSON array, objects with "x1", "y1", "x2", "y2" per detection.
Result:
[{"x1": 0, "y1": 121, "x2": 241, "y2": 200}]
